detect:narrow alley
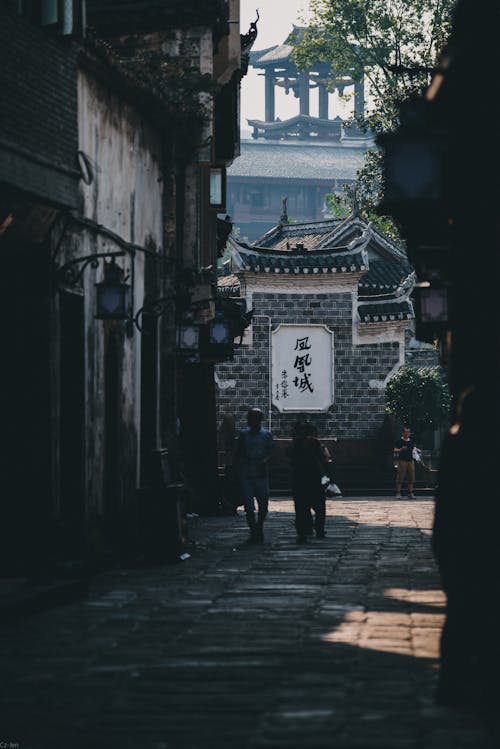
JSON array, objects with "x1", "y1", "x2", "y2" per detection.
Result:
[{"x1": 0, "y1": 498, "x2": 492, "y2": 749}]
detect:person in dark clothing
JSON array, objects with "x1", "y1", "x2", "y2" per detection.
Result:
[
  {"x1": 288, "y1": 422, "x2": 329, "y2": 543},
  {"x1": 394, "y1": 425, "x2": 421, "y2": 498},
  {"x1": 233, "y1": 408, "x2": 274, "y2": 543}
]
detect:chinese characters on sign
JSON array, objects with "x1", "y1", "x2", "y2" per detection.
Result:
[
  {"x1": 293, "y1": 337, "x2": 314, "y2": 393},
  {"x1": 271, "y1": 325, "x2": 334, "y2": 412}
]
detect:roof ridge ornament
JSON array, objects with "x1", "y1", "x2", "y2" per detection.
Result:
[
  {"x1": 279, "y1": 195, "x2": 289, "y2": 225},
  {"x1": 349, "y1": 184, "x2": 360, "y2": 217},
  {"x1": 241, "y1": 9, "x2": 260, "y2": 55}
]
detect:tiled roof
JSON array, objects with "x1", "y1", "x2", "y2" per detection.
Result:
[
  {"x1": 250, "y1": 43, "x2": 294, "y2": 65},
  {"x1": 254, "y1": 215, "x2": 413, "y2": 301},
  {"x1": 222, "y1": 215, "x2": 415, "y2": 325},
  {"x1": 227, "y1": 140, "x2": 370, "y2": 182},
  {"x1": 258, "y1": 220, "x2": 345, "y2": 250},
  {"x1": 358, "y1": 300, "x2": 414, "y2": 322},
  {"x1": 359, "y1": 259, "x2": 413, "y2": 298},
  {"x1": 217, "y1": 273, "x2": 240, "y2": 296},
  {"x1": 235, "y1": 245, "x2": 367, "y2": 275}
]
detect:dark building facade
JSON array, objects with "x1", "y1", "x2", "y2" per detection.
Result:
[
  {"x1": 0, "y1": 0, "x2": 252, "y2": 578},
  {"x1": 0, "y1": 3, "x2": 81, "y2": 578},
  {"x1": 377, "y1": 0, "x2": 498, "y2": 713}
]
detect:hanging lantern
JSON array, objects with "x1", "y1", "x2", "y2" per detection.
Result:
[
  {"x1": 208, "y1": 314, "x2": 231, "y2": 345},
  {"x1": 95, "y1": 258, "x2": 130, "y2": 320},
  {"x1": 177, "y1": 323, "x2": 201, "y2": 351},
  {"x1": 377, "y1": 97, "x2": 450, "y2": 247}
]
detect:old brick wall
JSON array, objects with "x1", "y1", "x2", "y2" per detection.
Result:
[
  {"x1": 0, "y1": 5, "x2": 79, "y2": 207},
  {"x1": 216, "y1": 289, "x2": 401, "y2": 442}
]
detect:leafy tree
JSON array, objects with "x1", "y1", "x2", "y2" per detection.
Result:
[
  {"x1": 292, "y1": 0, "x2": 455, "y2": 234},
  {"x1": 324, "y1": 192, "x2": 350, "y2": 218},
  {"x1": 385, "y1": 365, "x2": 451, "y2": 438}
]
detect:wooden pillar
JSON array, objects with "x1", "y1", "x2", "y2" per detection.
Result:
[
  {"x1": 318, "y1": 84, "x2": 329, "y2": 119},
  {"x1": 265, "y1": 68, "x2": 275, "y2": 122},
  {"x1": 299, "y1": 73, "x2": 310, "y2": 116},
  {"x1": 354, "y1": 77, "x2": 365, "y2": 119}
]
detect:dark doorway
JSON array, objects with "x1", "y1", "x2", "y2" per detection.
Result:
[
  {"x1": 0, "y1": 239, "x2": 52, "y2": 576},
  {"x1": 140, "y1": 254, "x2": 159, "y2": 484},
  {"x1": 103, "y1": 324, "x2": 122, "y2": 545},
  {"x1": 59, "y1": 290, "x2": 85, "y2": 559},
  {"x1": 178, "y1": 363, "x2": 219, "y2": 514}
]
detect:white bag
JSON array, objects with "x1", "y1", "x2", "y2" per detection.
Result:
[
  {"x1": 325, "y1": 482, "x2": 342, "y2": 497},
  {"x1": 412, "y1": 447, "x2": 421, "y2": 462}
]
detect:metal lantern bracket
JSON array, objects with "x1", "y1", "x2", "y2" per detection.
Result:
[
  {"x1": 54, "y1": 215, "x2": 225, "y2": 334},
  {"x1": 54, "y1": 215, "x2": 178, "y2": 331},
  {"x1": 133, "y1": 296, "x2": 175, "y2": 333},
  {"x1": 56, "y1": 250, "x2": 128, "y2": 288}
]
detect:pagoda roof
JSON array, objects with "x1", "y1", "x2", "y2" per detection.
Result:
[
  {"x1": 250, "y1": 26, "x2": 363, "y2": 74},
  {"x1": 227, "y1": 139, "x2": 370, "y2": 182},
  {"x1": 358, "y1": 300, "x2": 414, "y2": 323},
  {"x1": 358, "y1": 258, "x2": 413, "y2": 299},
  {"x1": 257, "y1": 218, "x2": 345, "y2": 249},
  {"x1": 251, "y1": 42, "x2": 295, "y2": 66},
  {"x1": 218, "y1": 213, "x2": 415, "y2": 324},
  {"x1": 232, "y1": 241, "x2": 368, "y2": 275},
  {"x1": 250, "y1": 26, "x2": 308, "y2": 67}
]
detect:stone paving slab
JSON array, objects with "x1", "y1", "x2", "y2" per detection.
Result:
[{"x1": 0, "y1": 497, "x2": 495, "y2": 749}]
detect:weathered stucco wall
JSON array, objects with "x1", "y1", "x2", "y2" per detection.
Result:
[{"x1": 76, "y1": 69, "x2": 164, "y2": 516}]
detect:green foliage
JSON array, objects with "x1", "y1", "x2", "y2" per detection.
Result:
[
  {"x1": 385, "y1": 365, "x2": 451, "y2": 437},
  {"x1": 328, "y1": 176, "x2": 401, "y2": 242},
  {"x1": 292, "y1": 0, "x2": 456, "y2": 232},
  {"x1": 325, "y1": 192, "x2": 350, "y2": 218}
]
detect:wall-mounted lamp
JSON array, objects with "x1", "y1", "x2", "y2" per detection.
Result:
[
  {"x1": 209, "y1": 166, "x2": 226, "y2": 211},
  {"x1": 413, "y1": 283, "x2": 449, "y2": 344},
  {"x1": 377, "y1": 97, "x2": 450, "y2": 250},
  {"x1": 95, "y1": 258, "x2": 131, "y2": 320},
  {"x1": 177, "y1": 323, "x2": 201, "y2": 350},
  {"x1": 208, "y1": 314, "x2": 231, "y2": 345},
  {"x1": 418, "y1": 286, "x2": 448, "y2": 323}
]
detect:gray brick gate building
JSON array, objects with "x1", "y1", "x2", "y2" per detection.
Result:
[{"x1": 216, "y1": 210, "x2": 438, "y2": 494}]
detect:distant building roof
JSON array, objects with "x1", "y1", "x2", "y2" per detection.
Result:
[
  {"x1": 251, "y1": 42, "x2": 294, "y2": 66},
  {"x1": 250, "y1": 26, "x2": 362, "y2": 76},
  {"x1": 227, "y1": 139, "x2": 371, "y2": 182},
  {"x1": 250, "y1": 26, "x2": 308, "y2": 68}
]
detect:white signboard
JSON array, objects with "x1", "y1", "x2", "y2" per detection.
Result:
[{"x1": 271, "y1": 324, "x2": 334, "y2": 412}]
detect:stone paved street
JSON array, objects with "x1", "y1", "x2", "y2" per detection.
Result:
[{"x1": 0, "y1": 498, "x2": 493, "y2": 749}]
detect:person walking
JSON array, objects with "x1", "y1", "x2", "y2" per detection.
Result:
[
  {"x1": 233, "y1": 408, "x2": 273, "y2": 543},
  {"x1": 394, "y1": 425, "x2": 421, "y2": 498},
  {"x1": 218, "y1": 414, "x2": 241, "y2": 515},
  {"x1": 288, "y1": 421, "x2": 329, "y2": 543}
]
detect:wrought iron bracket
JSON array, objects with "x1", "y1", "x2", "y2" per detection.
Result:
[
  {"x1": 55, "y1": 251, "x2": 127, "y2": 287},
  {"x1": 133, "y1": 296, "x2": 176, "y2": 333}
]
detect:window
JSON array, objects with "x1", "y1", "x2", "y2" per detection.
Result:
[
  {"x1": 209, "y1": 167, "x2": 226, "y2": 212},
  {"x1": 19, "y1": 0, "x2": 84, "y2": 36}
]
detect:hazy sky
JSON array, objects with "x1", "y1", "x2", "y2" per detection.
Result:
[{"x1": 239, "y1": 0, "x2": 351, "y2": 132}]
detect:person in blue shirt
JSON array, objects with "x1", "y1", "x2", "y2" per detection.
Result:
[{"x1": 233, "y1": 408, "x2": 274, "y2": 543}]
